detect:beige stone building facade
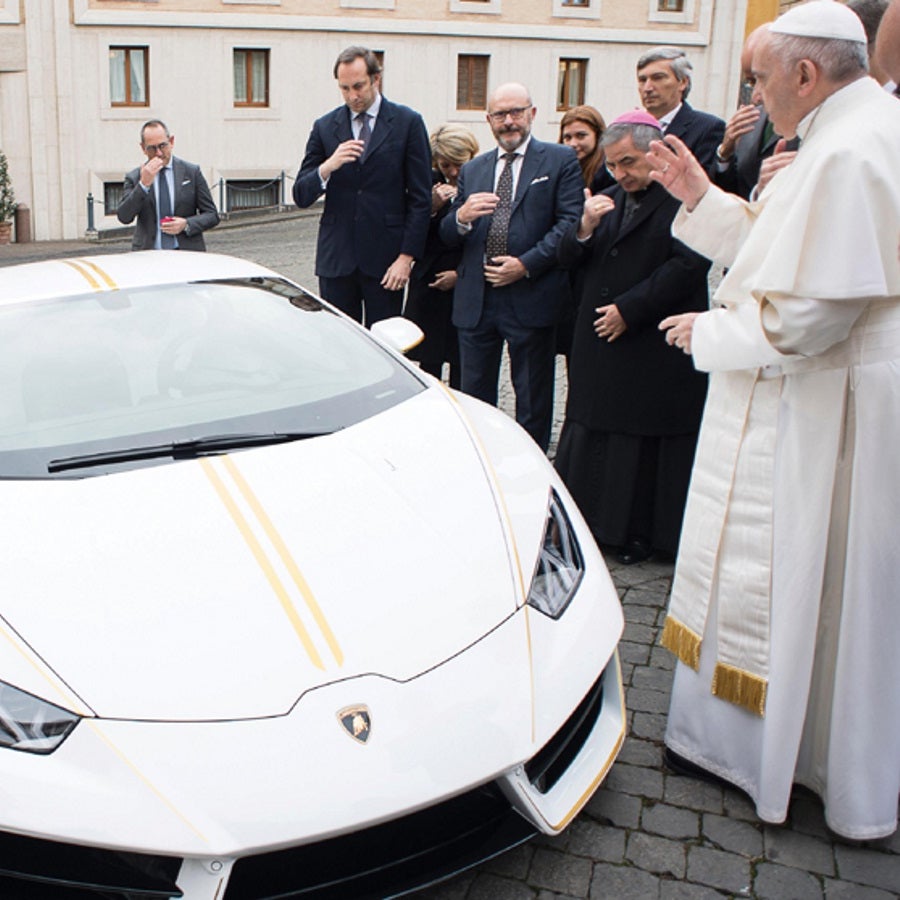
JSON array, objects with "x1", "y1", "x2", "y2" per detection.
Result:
[{"x1": 1, "y1": 0, "x2": 758, "y2": 240}]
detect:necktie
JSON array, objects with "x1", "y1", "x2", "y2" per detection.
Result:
[
  {"x1": 158, "y1": 168, "x2": 176, "y2": 249},
  {"x1": 485, "y1": 152, "x2": 516, "y2": 261},
  {"x1": 357, "y1": 113, "x2": 372, "y2": 162}
]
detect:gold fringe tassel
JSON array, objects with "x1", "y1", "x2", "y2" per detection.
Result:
[
  {"x1": 712, "y1": 661, "x2": 767, "y2": 717},
  {"x1": 659, "y1": 616, "x2": 702, "y2": 671}
]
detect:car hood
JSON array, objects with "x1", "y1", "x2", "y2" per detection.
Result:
[{"x1": 0, "y1": 390, "x2": 530, "y2": 721}]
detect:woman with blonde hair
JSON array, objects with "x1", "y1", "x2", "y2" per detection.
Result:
[
  {"x1": 559, "y1": 105, "x2": 615, "y2": 194},
  {"x1": 406, "y1": 124, "x2": 479, "y2": 387}
]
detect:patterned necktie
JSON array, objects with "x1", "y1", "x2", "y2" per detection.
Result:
[
  {"x1": 485, "y1": 152, "x2": 516, "y2": 261},
  {"x1": 158, "y1": 168, "x2": 176, "y2": 249},
  {"x1": 357, "y1": 113, "x2": 372, "y2": 162}
]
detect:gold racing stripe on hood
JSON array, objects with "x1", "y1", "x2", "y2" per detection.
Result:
[
  {"x1": 61, "y1": 259, "x2": 105, "y2": 291},
  {"x1": 76, "y1": 257, "x2": 119, "y2": 290},
  {"x1": 200, "y1": 457, "x2": 332, "y2": 671},
  {"x1": 222, "y1": 455, "x2": 344, "y2": 666}
]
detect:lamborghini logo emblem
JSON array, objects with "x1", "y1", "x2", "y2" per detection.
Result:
[{"x1": 337, "y1": 705, "x2": 372, "y2": 744}]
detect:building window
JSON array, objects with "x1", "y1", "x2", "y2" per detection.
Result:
[
  {"x1": 109, "y1": 46, "x2": 148, "y2": 107},
  {"x1": 562, "y1": 0, "x2": 589, "y2": 5},
  {"x1": 657, "y1": 0, "x2": 684, "y2": 9},
  {"x1": 553, "y1": 0, "x2": 600, "y2": 18},
  {"x1": 457, "y1": 55, "x2": 489, "y2": 110},
  {"x1": 557, "y1": 59, "x2": 587, "y2": 111},
  {"x1": 225, "y1": 178, "x2": 281, "y2": 212},
  {"x1": 103, "y1": 181, "x2": 125, "y2": 216},
  {"x1": 649, "y1": 0, "x2": 692, "y2": 22},
  {"x1": 449, "y1": 0, "x2": 501, "y2": 13},
  {"x1": 234, "y1": 49, "x2": 269, "y2": 107}
]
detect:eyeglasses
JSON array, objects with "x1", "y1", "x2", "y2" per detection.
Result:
[
  {"x1": 144, "y1": 141, "x2": 170, "y2": 154},
  {"x1": 488, "y1": 107, "x2": 530, "y2": 124}
]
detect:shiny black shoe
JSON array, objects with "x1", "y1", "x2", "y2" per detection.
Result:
[{"x1": 616, "y1": 538, "x2": 653, "y2": 565}]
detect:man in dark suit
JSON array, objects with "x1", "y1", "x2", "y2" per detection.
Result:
[
  {"x1": 440, "y1": 82, "x2": 583, "y2": 451},
  {"x1": 636, "y1": 47, "x2": 725, "y2": 170},
  {"x1": 117, "y1": 120, "x2": 219, "y2": 251},
  {"x1": 555, "y1": 111, "x2": 710, "y2": 564},
  {"x1": 713, "y1": 25, "x2": 794, "y2": 199},
  {"x1": 294, "y1": 46, "x2": 432, "y2": 326}
]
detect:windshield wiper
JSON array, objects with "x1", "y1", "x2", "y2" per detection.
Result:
[{"x1": 48, "y1": 432, "x2": 328, "y2": 474}]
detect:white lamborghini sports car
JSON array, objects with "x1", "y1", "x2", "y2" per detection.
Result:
[{"x1": 0, "y1": 252, "x2": 624, "y2": 900}]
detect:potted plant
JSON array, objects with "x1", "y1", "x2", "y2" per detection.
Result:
[{"x1": 0, "y1": 149, "x2": 16, "y2": 244}]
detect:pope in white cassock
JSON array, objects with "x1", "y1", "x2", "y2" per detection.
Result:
[{"x1": 650, "y1": 0, "x2": 900, "y2": 840}]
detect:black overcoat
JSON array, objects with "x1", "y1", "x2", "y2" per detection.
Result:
[{"x1": 559, "y1": 181, "x2": 710, "y2": 436}]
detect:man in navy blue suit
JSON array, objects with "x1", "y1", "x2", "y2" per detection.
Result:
[
  {"x1": 440, "y1": 82, "x2": 583, "y2": 451},
  {"x1": 636, "y1": 47, "x2": 725, "y2": 171},
  {"x1": 294, "y1": 47, "x2": 432, "y2": 326}
]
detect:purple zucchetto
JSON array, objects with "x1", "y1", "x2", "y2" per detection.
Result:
[{"x1": 609, "y1": 110, "x2": 663, "y2": 129}]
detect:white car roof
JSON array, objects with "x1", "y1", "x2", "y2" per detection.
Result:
[{"x1": 0, "y1": 251, "x2": 280, "y2": 306}]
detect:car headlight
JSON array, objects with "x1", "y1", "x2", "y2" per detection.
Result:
[
  {"x1": 526, "y1": 489, "x2": 585, "y2": 619},
  {"x1": 0, "y1": 682, "x2": 80, "y2": 754}
]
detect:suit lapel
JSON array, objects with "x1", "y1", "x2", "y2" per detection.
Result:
[
  {"x1": 365, "y1": 97, "x2": 391, "y2": 160},
  {"x1": 511, "y1": 140, "x2": 543, "y2": 213},
  {"x1": 333, "y1": 106, "x2": 353, "y2": 145}
]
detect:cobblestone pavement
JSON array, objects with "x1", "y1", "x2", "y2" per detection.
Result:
[{"x1": 3, "y1": 216, "x2": 898, "y2": 899}]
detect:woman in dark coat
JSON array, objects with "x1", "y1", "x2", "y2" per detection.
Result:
[
  {"x1": 405, "y1": 125, "x2": 479, "y2": 388},
  {"x1": 556, "y1": 106, "x2": 616, "y2": 363},
  {"x1": 555, "y1": 113, "x2": 710, "y2": 564}
]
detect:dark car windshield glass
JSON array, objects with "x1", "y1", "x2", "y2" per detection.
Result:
[{"x1": 0, "y1": 277, "x2": 424, "y2": 478}]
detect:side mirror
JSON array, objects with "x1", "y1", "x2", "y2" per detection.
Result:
[{"x1": 371, "y1": 317, "x2": 425, "y2": 355}]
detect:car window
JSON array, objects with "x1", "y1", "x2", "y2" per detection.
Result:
[{"x1": 0, "y1": 278, "x2": 424, "y2": 478}]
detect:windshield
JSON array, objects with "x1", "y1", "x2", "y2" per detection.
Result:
[{"x1": 0, "y1": 277, "x2": 424, "y2": 478}]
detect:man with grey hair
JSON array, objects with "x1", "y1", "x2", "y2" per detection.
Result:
[
  {"x1": 650, "y1": 0, "x2": 900, "y2": 840},
  {"x1": 555, "y1": 111, "x2": 709, "y2": 566},
  {"x1": 875, "y1": 0, "x2": 900, "y2": 90},
  {"x1": 636, "y1": 46, "x2": 725, "y2": 169}
]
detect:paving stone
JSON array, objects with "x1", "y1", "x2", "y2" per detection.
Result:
[
  {"x1": 631, "y1": 711, "x2": 668, "y2": 742},
  {"x1": 622, "y1": 604, "x2": 661, "y2": 627},
  {"x1": 623, "y1": 622, "x2": 656, "y2": 645},
  {"x1": 722, "y1": 788, "x2": 759, "y2": 823},
  {"x1": 642, "y1": 802, "x2": 700, "y2": 840},
  {"x1": 529, "y1": 847, "x2": 593, "y2": 896},
  {"x1": 702, "y1": 813, "x2": 763, "y2": 857},
  {"x1": 626, "y1": 832, "x2": 687, "y2": 879},
  {"x1": 869, "y1": 826, "x2": 900, "y2": 854},
  {"x1": 764, "y1": 826, "x2": 835, "y2": 876},
  {"x1": 589, "y1": 862, "x2": 661, "y2": 899},
  {"x1": 664, "y1": 775, "x2": 725, "y2": 814},
  {"x1": 467, "y1": 873, "x2": 537, "y2": 900},
  {"x1": 620, "y1": 662, "x2": 636, "y2": 687},
  {"x1": 584, "y1": 788, "x2": 643, "y2": 829},
  {"x1": 617, "y1": 737, "x2": 664, "y2": 768},
  {"x1": 823, "y1": 877, "x2": 899, "y2": 899},
  {"x1": 566, "y1": 819, "x2": 626, "y2": 862},
  {"x1": 618, "y1": 640, "x2": 652, "y2": 666},
  {"x1": 754, "y1": 861, "x2": 823, "y2": 899},
  {"x1": 834, "y1": 843, "x2": 900, "y2": 893},
  {"x1": 623, "y1": 586, "x2": 668, "y2": 607},
  {"x1": 649, "y1": 646, "x2": 677, "y2": 671},
  {"x1": 658, "y1": 882, "x2": 730, "y2": 900},
  {"x1": 604, "y1": 763, "x2": 664, "y2": 800},
  {"x1": 685, "y1": 845, "x2": 752, "y2": 894},
  {"x1": 536, "y1": 892, "x2": 582, "y2": 900},
  {"x1": 626, "y1": 687, "x2": 670, "y2": 715},
  {"x1": 483, "y1": 842, "x2": 534, "y2": 879},
  {"x1": 630, "y1": 665, "x2": 674, "y2": 693}
]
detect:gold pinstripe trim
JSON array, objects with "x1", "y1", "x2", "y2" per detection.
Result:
[
  {"x1": 222, "y1": 455, "x2": 343, "y2": 666},
  {"x1": 76, "y1": 258, "x2": 118, "y2": 290},
  {"x1": 86, "y1": 722, "x2": 209, "y2": 844},
  {"x1": 61, "y1": 259, "x2": 104, "y2": 291},
  {"x1": 548, "y1": 651, "x2": 626, "y2": 831},
  {"x1": 436, "y1": 384, "x2": 527, "y2": 601},
  {"x1": 200, "y1": 458, "x2": 326, "y2": 670},
  {"x1": 0, "y1": 622, "x2": 91, "y2": 717}
]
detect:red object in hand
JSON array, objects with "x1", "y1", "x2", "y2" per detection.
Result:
[{"x1": 160, "y1": 216, "x2": 175, "y2": 224}]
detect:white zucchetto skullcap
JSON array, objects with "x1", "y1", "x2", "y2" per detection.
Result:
[{"x1": 769, "y1": 0, "x2": 867, "y2": 44}]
